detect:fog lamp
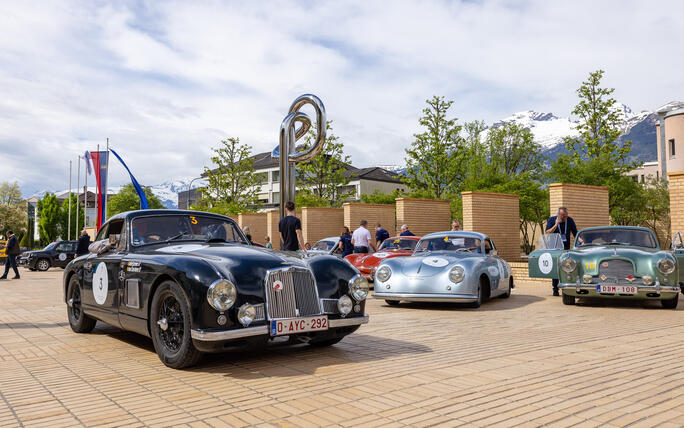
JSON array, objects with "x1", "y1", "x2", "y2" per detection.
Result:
[
  {"x1": 338, "y1": 295, "x2": 353, "y2": 316},
  {"x1": 582, "y1": 274, "x2": 593, "y2": 283},
  {"x1": 237, "y1": 303, "x2": 256, "y2": 326},
  {"x1": 642, "y1": 275, "x2": 654, "y2": 286}
]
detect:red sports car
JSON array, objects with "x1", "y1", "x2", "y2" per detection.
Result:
[{"x1": 345, "y1": 236, "x2": 421, "y2": 281}]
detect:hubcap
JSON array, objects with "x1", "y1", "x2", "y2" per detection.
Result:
[
  {"x1": 157, "y1": 318, "x2": 169, "y2": 331},
  {"x1": 39, "y1": 260, "x2": 48, "y2": 270},
  {"x1": 70, "y1": 286, "x2": 81, "y2": 319},
  {"x1": 158, "y1": 294, "x2": 184, "y2": 353}
]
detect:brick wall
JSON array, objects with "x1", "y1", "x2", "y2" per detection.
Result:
[
  {"x1": 395, "y1": 198, "x2": 451, "y2": 237},
  {"x1": 301, "y1": 207, "x2": 344, "y2": 245},
  {"x1": 462, "y1": 192, "x2": 520, "y2": 262},
  {"x1": 669, "y1": 172, "x2": 684, "y2": 236},
  {"x1": 343, "y1": 203, "x2": 396, "y2": 246},
  {"x1": 548, "y1": 183, "x2": 609, "y2": 230},
  {"x1": 237, "y1": 213, "x2": 267, "y2": 245}
]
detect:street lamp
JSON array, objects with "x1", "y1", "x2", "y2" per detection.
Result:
[{"x1": 186, "y1": 177, "x2": 204, "y2": 208}]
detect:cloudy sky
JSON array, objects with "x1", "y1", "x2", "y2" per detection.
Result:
[{"x1": 1, "y1": 0, "x2": 682, "y2": 195}]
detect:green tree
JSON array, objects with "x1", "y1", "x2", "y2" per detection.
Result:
[
  {"x1": 60, "y1": 194, "x2": 86, "y2": 240},
  {"x1": 403, "y1": 96, "x2": 465, "y2": 199},
  {"x1": 200, "y1": 137, "x2": 260, "y2": 216},
  {"x1": 0, "y1": 181, "x2": 27, "y2": 240},
  {"x1": 360, "y1": 189, "x2": 406, "y2": 205},
  {"x1": 107, "y1": 184, "x2": 165, "y2": 217},
  {"x1": 296, "y1": 121, "x2": 353, "y2": 207},
  {"x1": 0, "y1": 181, "x2": 22, "y2": 206},
  {"x1": 37, "y1": 193, "x2": 61, "y2": 244}
]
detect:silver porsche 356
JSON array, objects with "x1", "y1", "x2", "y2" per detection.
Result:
[{"x1": 372, "y1": 231, "x2": 514, "y2": 307}]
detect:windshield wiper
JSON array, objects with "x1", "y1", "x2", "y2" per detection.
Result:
[{"x1": 164, "y1": 232, "x2": 189, "y2": 243}]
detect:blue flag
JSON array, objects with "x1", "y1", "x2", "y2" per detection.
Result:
[{"x1": 109, "y1": 148, "x2": 149, "y2": 210}]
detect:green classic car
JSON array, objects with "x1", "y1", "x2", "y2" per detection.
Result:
[{"x1": 528, "y1": 226, "x2": 683, "y2": 308}]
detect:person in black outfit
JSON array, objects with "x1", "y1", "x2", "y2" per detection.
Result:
[
  {"x1": 400, "y1": 224, "x2": 415, "y2": 236},
  {"x1": 75, "y1": 229, "x2": 91, "y2": 258},
  {"x1": 1, "y1": 230, "x2": 20, "y2": 279},
  {"x1": 375, "y1": 223, "x2": 390, "y2": 247},
  {"x1": 279, "y1": 201, "x2": 306, "y2": 253},
  {"x1": 333, "y1": 226, "x2": 354, "y2": 257},
  {"x1": 546, "y1": 206, "x2": 578, "y2": 296}
]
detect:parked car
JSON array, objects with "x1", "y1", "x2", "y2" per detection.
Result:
[
  {"x1": 307, "y1": 236, "x2": 342, "y2": 258},
  {"x1": 18, "y1": 241, "x2": 78, "y2": 271},
  {"x1": 528, "y1": 226, "x2": 683, "y2": 308},
  {"x1": 372, "y1": 231, "x2": 513, "y2": 307},
  {"x1": 63, "y1": 210, "x2": 369, "y2": 369},
  {"x1": 345, "y1": 236, "x2": 420, "y2": 280}
]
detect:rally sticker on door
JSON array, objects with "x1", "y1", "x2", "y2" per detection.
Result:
[
  {"x1": 422, "y1": 257, "x2": 449, "y2": 267},
  {"x1": 538, "y1": 252, "x2": 553, "y2": 275},
  {"x1": 58, "y1": 253, "x2": 67, "y2": 261},
  {"x1": 93, "y1": 262, "x2": 108, "y2": 305}
]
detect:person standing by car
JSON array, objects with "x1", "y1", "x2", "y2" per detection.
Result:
[
  {"x1": 0, "y1": 230, "x2": 20, "y2": 280},
  {"x1": 279, "y1": 201, "x2": 306, "y2": 253},
  {"x1": 400, "y1": 224, "x2": 415, "y2": 236},
  {"x1": 75, "y1": 229, "x2": 91, "y2": 258},
  {"x1": 352, "y1": 220, "x2": 376, "y2": 254},
  {"x1": 546, "y1": 206, "x2": 578, "y2": 296},
  {"x1": 333, "y1": 226, "x2": 354, "y2": 257},
  {"x1": 375, "y1": 223, "x2": 390, "y2": 247}
]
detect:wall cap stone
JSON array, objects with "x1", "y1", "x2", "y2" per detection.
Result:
[
  {"x1": 548, "y1": 182, "x2": 609, "y2": 191},
  {"x1": 301, "y1": 206, "x2": 344, "y2": 211},
  {"x1": 461, "y1": 191, "x2": 519, "y2": 199},
  {"x1": 667, "y1": 171, "x2": 684, "y2": 178},
  {"x1": 342, "y1": 202, "x2": 396, "y2": 208},
  {"x1": 394, "y1": 197, "x2": 450, "y2": 203}
]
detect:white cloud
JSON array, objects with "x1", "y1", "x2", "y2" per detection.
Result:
[{"x1": 0, "y1": 0, "x2": 682, "y2": 195}]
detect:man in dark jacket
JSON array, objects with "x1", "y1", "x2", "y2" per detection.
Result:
[
  {"x1": 546, "y1": 207, "x2": 578, "y2": 296},
  {"x1": 1, "y1": 230, "x2": 20, "y2": 279},
  {"x1": 375, "y1": 223, "x2": 390, "y2": 247},
  {"x1": 75, "y1": 229, "x2": 91, "y2": 257}
]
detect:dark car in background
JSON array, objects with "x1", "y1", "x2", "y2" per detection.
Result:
[{"x1": 18, "y1": 241, "x2": 78, "y2": 271}]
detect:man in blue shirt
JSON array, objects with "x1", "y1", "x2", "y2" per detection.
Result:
[
  {"x1": 545, "y1": 207, "x2": 578, "y2": 296},
  {"x1": 375, "y1": 223, "x2": 390, "y2": 247}
]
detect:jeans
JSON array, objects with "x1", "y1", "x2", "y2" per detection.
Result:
[
  {"x1": 353, "y1": 246, "x2": 369, "y2": 254},
  {"x1": 2, "y1": 255, "x2": 19, "y2": 277},
  {"x1": 552, "y1": 278, "x2": 559, "y2": 292}
]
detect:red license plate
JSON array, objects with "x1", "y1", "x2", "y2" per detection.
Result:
[
  {"x1": 270, "y1": 315, "x2": 328, "y2": 336},
  {"x1": 597, "y1": 285, "x2": 637, "y2": 294}
]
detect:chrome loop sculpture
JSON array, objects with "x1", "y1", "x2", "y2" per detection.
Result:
[{"x1": 271, "y1": 94, "x2": 326, "y2": 219}]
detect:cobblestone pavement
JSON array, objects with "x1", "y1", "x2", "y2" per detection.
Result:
[{"x1": 1, "y1": 270, "x2": 684, "y2": 427}]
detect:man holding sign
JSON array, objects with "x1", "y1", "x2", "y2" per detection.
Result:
[{"x1": 545, "y1": 207, "x2": 577, "y2": 296}]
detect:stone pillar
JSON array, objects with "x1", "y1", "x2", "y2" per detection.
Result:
[
  {"x1": 548, "y1": 183, "x2": 609, "y2": 230},
  {"x1": 343, "y1": 203, "x2": 396, "y2": 246},
  {"x1": 668, "y1": 172, "x2": 684, "y2": 235},
  {"x1": 462, "y1": 191, "x2": 520, "y2": 262},
  {"x1": 301, "y1": 207, "x2": 344, "y2": 245},
  {"x1": 237, "y1": 213, "x2": 267, "y2": 245},
  {"x1": 395, "y1": 198, "x2": 451, "y2": 237}
]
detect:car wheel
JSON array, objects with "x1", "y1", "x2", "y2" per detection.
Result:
[
  {"x1": 309, "y1": 337, "x2": 344, "y2": 347},
  {"x1": 562, "y1": 293, "x2": 576, "y2": 305},
  {"x1": 661, "y1": 294, "x2": 678, "y2": 309},
  {"x1": 499, "y1": 278, "x2": 513, "y2": 299},
  {"x1": 37, "y1": 259, "x2": 50, "y2": 271},
  {"x1": 469, "y1": 279, "x2": 486, "y2": 308},
  {"x1": 385, "y1": 299, "x2": 400, "y2": 306},
  {"x1": 150, "y1": 280, "x2": 202, "y2": 369},
  {"x1": 67, "y1": 275, "x2": 96, "y2": 333}
]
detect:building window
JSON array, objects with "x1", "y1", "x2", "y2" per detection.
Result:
[
  {"x1": 272, "y1": 192, "x2": 280, "y2": 204},
  {"x1": 670, "y1": 139, "x2": 676, "y2": 158},
  {"x1": 631, "y1": 175, "x2": 638, "y2": 183},
  {"x1": 272, "y1": 170, "x2": 280, "y2": 183},
  {"x1": 255, "y1": 172, "x2": 268, "y2": 184}
]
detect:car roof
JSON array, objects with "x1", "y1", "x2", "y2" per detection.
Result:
[
  {"x1": 578, "y1": 226, "x2": 655, "y2": 233},
  {"x1": 422, "y1": 231, "x2": 488, "y2": 240},
  {"x1": 386, "y1": 236, "x2": 421, "y2": 241},
  {"x1": 107, "y1": 209, "x2": 234, "y2": 222},
  {"x1": 317, "y1": 237, "x2": 339, "y2": 242}
]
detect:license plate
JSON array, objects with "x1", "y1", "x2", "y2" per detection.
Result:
[
  {"x1": 270, "y1": 315, "x2": 328, "y2": 336},
  {"x1": 597, "y1": 285, "x2": 637, "y2": 294}
]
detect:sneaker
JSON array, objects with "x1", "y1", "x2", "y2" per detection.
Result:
[
  {"x1": 12, "y1": 276, "x2": 19, "y2": 279},
  {"x1": 553, "y1": 290, "x2": 559, "y2": 296}
]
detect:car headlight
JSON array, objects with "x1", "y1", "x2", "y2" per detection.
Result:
[
  {"x1": 449, "y1": 266, "x2": 465, "y2": 283},
  {"x1": 657, "y1": 257, "x2": 676, "y2": 275},
  {"x1": 349, "y1": 274, "x2": 369, "y2": 301},
  {"x1": 560, "y1": 256, "x2": 577, "y2": 273},
  {"x1": 337, "y1": 295, "x2": 353, "y2": 316},
  {"x1": 237, "y1": 303, "x2": 256, "y2": 326},
  {"x1": 376, "y1": 266, "x2": 391, "y2": 282},
  {"x1": 207, "y1": 279, "x2": 237, "y2": 311},
  {"x1": 642, "y1": 275, "x2": 654, "y2": 285}
]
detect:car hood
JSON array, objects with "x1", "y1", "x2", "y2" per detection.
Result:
[
  {"x1": 570, "y1": 245, "x2": 668, "y2": 276},
  {"x1": 398, "y1": 251, "x2": 479, "y2": 277},
  {"x1": 350, "y1": 250, "x2": 413, "y2": 267}
]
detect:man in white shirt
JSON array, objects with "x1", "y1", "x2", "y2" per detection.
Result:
[{"x1": 351, "y1": 219, "x2": 376, "y2": 254}]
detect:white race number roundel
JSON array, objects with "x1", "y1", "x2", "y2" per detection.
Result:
[
  {"x1": 58, "y1": 253, "x2": 67, "y2": 261},
  {"x1": 422, "y1": 257, "x2": 449, "y2": 267},
  {"x1": 92, "y1": 262, "x2": 108, "y2": 305},
  {"x1": 538, "y1": 252, "x2": 553, "y2": 275},
  {"x1": 374, "y1": 252, "x2": 389, "y2": 258}
]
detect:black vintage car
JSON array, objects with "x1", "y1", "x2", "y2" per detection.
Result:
[
  {"x1": 19, "y1": 241, "x2": 78, "y2": 271},
  {"x1": 63, "y1": 210, "x2": 369, "y2": 369}
]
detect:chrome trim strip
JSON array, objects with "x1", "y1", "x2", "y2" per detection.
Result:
[
  {"x1": 191, "y1": 325, "x2": 269, "y2": 341},
  {"x1": 329, "y1": 315, "x2": 368, "y2": 327},
  {"x1": 559, "y1": 283, "x2": 679, "y2": 293},
  {"x1": 373, "y1": 292, "x2": 478, "y2": 302}
]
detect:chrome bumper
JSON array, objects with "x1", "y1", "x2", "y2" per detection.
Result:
[
  {"x1": 191, "y1": 315, "x2": 369, "y2": 342},
  {"x1": 559, "y1": 283, "x2": 680, "y2": 294},
  {"x1": 373, "y1": 292, "x2": 477, "y2": 302}
]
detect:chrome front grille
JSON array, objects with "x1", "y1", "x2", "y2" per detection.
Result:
[
  {"x1": 598, "y1": 260, "x2": 634, "y2": 282},
  {"x1": 265, "y1": 268, "x2": 321, "y2": 319},
  {"x1": 321, "y1": 298, "x2": 339, "y2": 314}
]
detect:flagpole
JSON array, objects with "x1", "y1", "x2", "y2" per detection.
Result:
[
  {"x1": 76, "y1": 155, "x2": 80, "y2": 240},
  {"x1": 105, "y1": 138, "x2": 109, "y2": 223},
  {"x1": 84, "y1": 155, "x2": 88, "y2": 227},
  {"x1": 95, "y1": 144, "x2": 99, "y2": 230},
  {"x1": 68, "y1": 160, "x2": 72, "y2": 241}
]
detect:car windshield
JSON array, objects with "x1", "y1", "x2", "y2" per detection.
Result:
[
  {"x1": 379, "y1": 238, "x2": 418, "y2": 251},
  {"x1": 131, "y1": 214, "x2": 246, "y2": 246},
  {"x1": 576, "y1": 228, "x2": 657, "y2": 249},
  {"x1": 415, "y1": 236, "x2": 482, "y2": 253},
  {"x1": 43, "y1": 243, "x2": 57, "y2": 251},
  {"x1": 312, "y1": 239, "x2": 336, "y2": 251}
]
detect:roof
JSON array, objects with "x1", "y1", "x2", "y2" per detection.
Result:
[
  {"x1": 422, "y1": 231, "x2": 488, "y2": 240},
  {"x1": 577, "y1": 225, "x2": 654, "y2": 233},
  {"x1": 107, "y1": 209, "x2": 233, "y2": 222}
]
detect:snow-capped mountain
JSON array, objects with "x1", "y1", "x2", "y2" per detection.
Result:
[{"x1": 492, "y1": 111, "x2": 579, "y2": 149}]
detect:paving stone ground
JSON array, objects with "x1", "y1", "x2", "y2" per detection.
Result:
[{"x1": 1, "y1": 270, "x2": 684, "y2": 427}]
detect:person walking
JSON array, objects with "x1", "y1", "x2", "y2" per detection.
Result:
[
  {"x1": 451, "y1": 220, "x2": 461, "y2": 231},
  {"x1": 75, "y1": 229, "x2": 91, "y2": 258},
  {"x1": 400, "y1": 224, "x2": 415, "y2": 236},
  {"x1": 0, "y1": 230, "x2": 20, "y2": 280},
  {"x1": 546, "y1": 206, "x2": 578, "y2": 296},
  {"x1": 279, "y1": 201, "x2": 306, "y2": 253},
  {"x1": 351, "y1": 220, "x2": 376, "y2": 253},
  {"x1": 375, "y1": 223, "x2": 390, "y2": 247},
  {"x1": 333, "y1": 226, "x2": 354, "y2": 257}
]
